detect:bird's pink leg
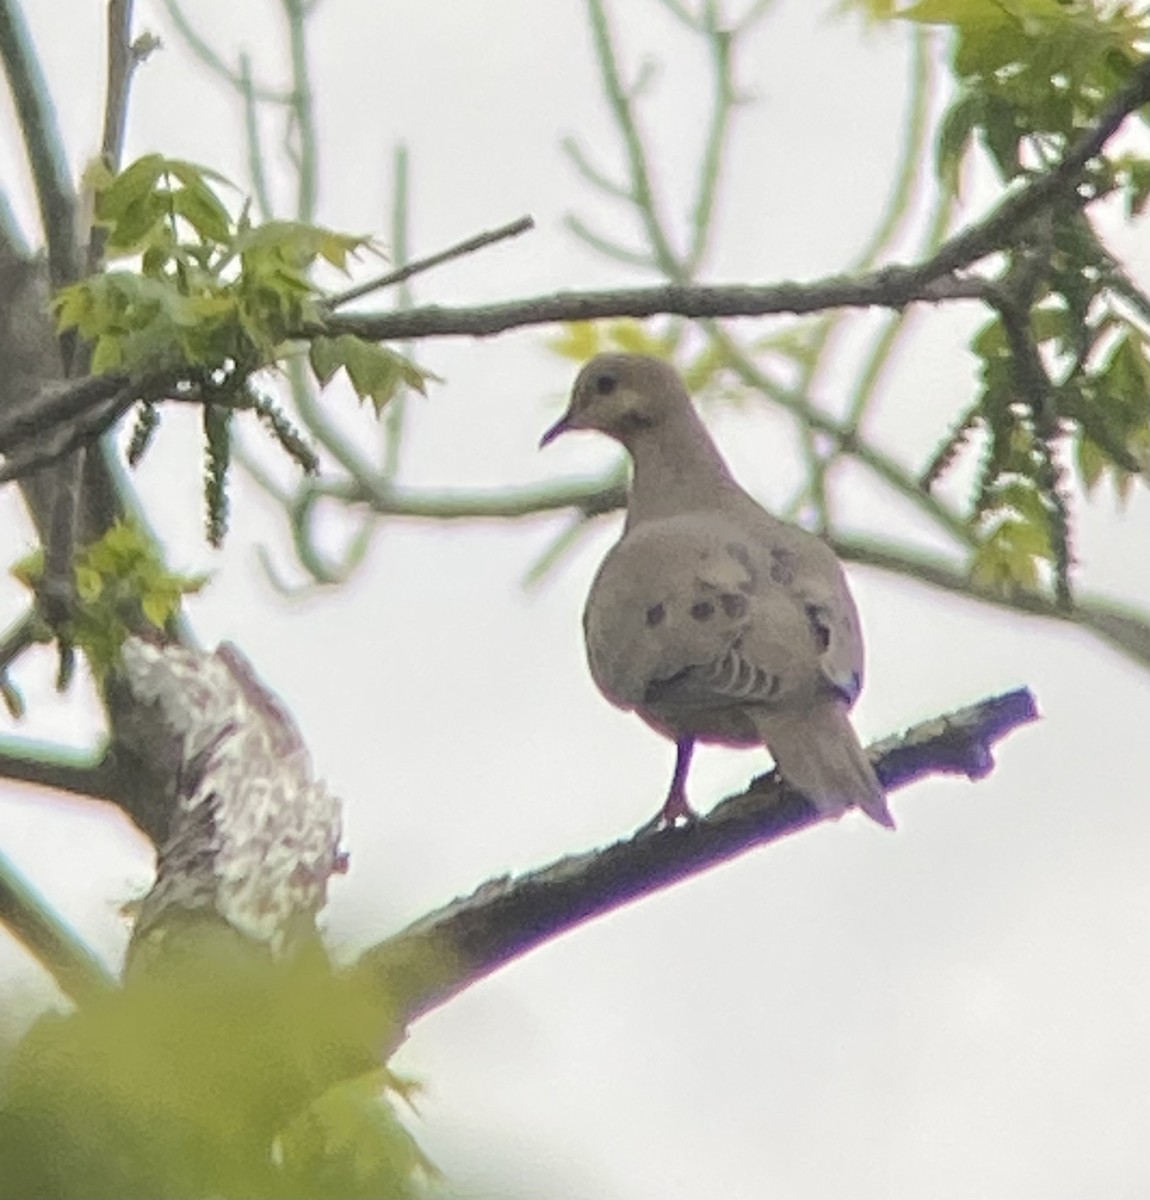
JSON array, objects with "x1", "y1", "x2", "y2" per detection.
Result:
[{"x1": 658, "y1": 737, "x2": 696, "y2": 826}]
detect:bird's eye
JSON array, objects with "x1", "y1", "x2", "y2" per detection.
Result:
[{"x1": 594, "y1": 373, "x2": 617, "y2": 396}]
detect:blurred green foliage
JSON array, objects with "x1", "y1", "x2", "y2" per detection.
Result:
[
  {"x1": 53, "y1": 154, "x2": 431, "y2": 545},
  {"x1": 0, "y1": 927, "x2": 432, "y2": 1200}
]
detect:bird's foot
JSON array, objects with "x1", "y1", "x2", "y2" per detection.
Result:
[{"x1": 636, "y1": 790, "x2": 697, "y2": 835}]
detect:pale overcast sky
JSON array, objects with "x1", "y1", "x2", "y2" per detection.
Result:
[{"x1": 2, "y1": 3, "x2": 1150, "y2": 1198}]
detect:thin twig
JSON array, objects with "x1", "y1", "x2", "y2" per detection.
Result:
[
  {"x1": 683, "y1": 13, "x2": 735, "y2": 276},
  {"x1": 381, "y1": 142, "x2": 414, "y2": 479},
  {"x1": 830, "y1": 535, "x2": 1148, "y2": 667},
  {"x1": 160, "y1": 0, "x2": 288, "y2": 102},
  {"x1": 266, "y1": 472, "x2": 1150, "y2": 669},
  {"x1": 282, "y1": 0, "x2": 316, "y2": 224},
  {"x1": 586, "y1": 0, "x2": 682, "y2": 276},
  {"x1": 0, "y1": 609, "x2": 39, "y2": 676},
  {"x1": 87, "y1": 0, "x2": 152, "y2": 273},
  {"x1": 238, "y1": 53, "x2": 274, "y2": 220},
  {"x1": 326, "y1": 216, "x2": 536, "y2": 310}
]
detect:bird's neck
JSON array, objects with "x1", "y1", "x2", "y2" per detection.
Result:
[{"x1": 625, "y1": 409, "x2": 741, "y2": 528}]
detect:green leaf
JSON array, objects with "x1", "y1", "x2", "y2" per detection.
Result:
[
  {"x1": 90, "y1": 335, "x2": 126, "y2": 375},
  {"x1": 278, "y1": 1070, "x2": 435, "y2": 1198},
  {"x1": 97, "y1": 153, "x2": 166, "y2": 222},
  {"x1": 936, "y1": 89, "x2": 983, "y2": 193},
  {"x1": 1076, "y1": 432, "x2": 1107, "y2": 495},
  {"x1": 970, "y1": 517, "x2": 1050, "y2": 594},
  {"x1": 1028, "y1": 303, "x2": 1070, "y2": 347},
  {"x1": 9, "y1": 549, "x2": 44, "y2": 590},
  {"x1": 308, "y1": 335, "x2": 427, "y2": 415},
  {"x1": 0, "y1": 938, "x2": 421, "y2": 1199},
  {"x1": 103, "y1": 195, "x2": 168, "y2": 257},
  {"x1": 1122, "y1": 156, "x2": 1150, "y2": 217},
  {"x1": 308, "y1": 335, "x2": 345, "y2": 387},
  {"x1": 981, "y1": 93, "x2": 1022, "y2": 180},
  {"x1": 342, "y1": 338, "x2": 401, "y2": 415},
  {"x1": 171, "y1": 179, "x2": 233, "y2": 245}
]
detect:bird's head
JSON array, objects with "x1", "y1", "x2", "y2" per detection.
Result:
[{"x1": 539, "y1": 353, "x2": 689, "y2": 449}]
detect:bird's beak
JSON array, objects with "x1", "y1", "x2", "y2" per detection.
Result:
[{"x1": 539, "y1": 412, "x2": 572, "y2": 448}]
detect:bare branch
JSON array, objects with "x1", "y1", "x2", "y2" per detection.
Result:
[
  {"x1": 0, "y1": 0, "x2": 80, "y2": 289},
  {"x1": 355, "y1": 688, "x2": 1039, "y2": 1025},
  {"x1": 321, "y1": 269, "x2": 984, "y2": 342},
  {"x1": 0, "y1": 736, "x2": 119, "y2": 801},
  {"x1": 87, "y1": 0, "x2": 156, "y2": 273},
  {"x1": 312, "y1": 474, "x2": 1150, "y2": 670},
  {"x1": 326, "y1": 215, "x2": 536, "y2": 310},
  {"x1": 160, "y1": 0, "x2": 289, "y2": 102},
  {"x1": 0, "y1": 847, "x2": 119, "y2": 1003},
  {"x1": 832, "y1": 535, "x2": 1150, "y2": 671},
  {"x1": 0, "y1": 609, "x2": 38, "y2": 679},
  {"x1": 0, "y1": 389, "x2": 136, "y2": 484},
  {"x1": 328, "y1": 51, "x2": 1150, "y2": 341}
]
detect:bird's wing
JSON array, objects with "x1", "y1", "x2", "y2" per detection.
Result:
[
  {"x1": 739, "y1": 518, "x2": 866, "y2": 705},
  {"x1": 583, "y1": 512, "x2": 828, "y2": 717}
]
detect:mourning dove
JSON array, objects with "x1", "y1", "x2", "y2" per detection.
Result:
[{"x1": 541, "y1": 353, "x2": 893, "y2": 830}]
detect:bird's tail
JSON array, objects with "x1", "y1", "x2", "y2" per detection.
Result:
[{"x1": 750, "y1": 701, "x2": 894, "y2": 829}]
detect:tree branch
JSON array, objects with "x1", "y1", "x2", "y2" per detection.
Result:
[
  {"x1": 326, "y1": 215, "x2": 536, "y2": 310},
  {"x1": 287, "y1": 474, "x2": 1150, "y2": 671},
  {"x1": 832, "y1": 535, "x2": 1150, "y2": 670},
  {"x1": 354, "y1": 688, "x2": 1039, "y2": 1025},
  {"x1": 921, "y1": 54, "x2": 1150, "y2": 281},
  {"x1": 320, "y1": 270, "x2": 988, "y2": 342},
  {"x1": 0, "y1": 737, "x2": 117, "y2": 800},
  {"x1": 0, "y1": 0, "x2": 80, "y2": 290},
  {"x1": 86, "y1": 0, "x2": 156, "y2": 273},
  {"x1": 326, "y1": 53, "x2": 1150, "y2": 341},
  {"x1": 0, "y1": 846, "x2": 119, "y2": 1003}
]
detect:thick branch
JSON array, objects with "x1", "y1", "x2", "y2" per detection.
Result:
[
  {"x1": 323, "y1": 271, "x2": 983, "y2": 342},
  {"x1": 326, "y1": 58, "x2": 1150, "y2": 342},
  {"x1": 354, "y1": 688, "x2": 1038, "y2": 1025}
]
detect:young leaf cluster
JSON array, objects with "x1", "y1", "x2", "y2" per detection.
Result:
[
  {"x1": 881, "y1": 1, "x2": 1150, "y2": 600},
  {"x1": 50, "y1": 155, "x2": 429, "y2": 544},
  {"x1": 309, "y1": 333, "x2": 430, "y2": 417},
  {"x1": 10, "y1": 522, "x2": 207, "y2": 681}
]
